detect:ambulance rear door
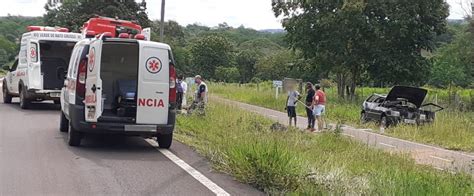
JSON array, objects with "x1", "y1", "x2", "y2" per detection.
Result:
[
  {"x1": 84, "y1": 38, "x2": 103, "y2": 122},
  {"x1": 136, "y1": 41, "x2": 169, "y2": 124}
]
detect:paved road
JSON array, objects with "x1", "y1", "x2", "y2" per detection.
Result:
[
  {"x1": 0, "y1": 93, "x2": 262, "y2": 195},
  {"x1": 211, "y1": 96, "x2": 474, "y2": 175}
]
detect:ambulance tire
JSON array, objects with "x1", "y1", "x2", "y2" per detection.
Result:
[
  {"x1": 2, "y1": 82, "x2": 12, "y2": 104},
  {"x1": 59, "y1": 112, "x2": 69, "y2": 132},
  {"x1": 19, "y1": 85, "x2": 30, "y2": 109},
  {"x1": 157, "y1": 133, "x2": 173, "y2": 149},
  {"x1": 68, "y1": 123, "x2": 82, "y2": 146}
]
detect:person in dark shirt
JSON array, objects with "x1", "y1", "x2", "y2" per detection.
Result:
[
  {"x1": 176, "y1": 76, "x2": 184, "y2": 110},
  {"x1": 305, "y1": 82, "x2": 316, "y2": 130}
]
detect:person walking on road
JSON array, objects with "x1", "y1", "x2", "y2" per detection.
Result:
[
  {"x1": 285, "y1": 86, "x2": 301, "y2": 126},
  {"x1": 305, "y1": 82, "x2": 316, "y2": 131},
  {"x1": 312, "y1": 84, "x2": 326, "y2": 132}
]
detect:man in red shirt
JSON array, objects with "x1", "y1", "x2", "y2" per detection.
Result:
[{"x1": 312, "y1": 84, "x2": 326, "y2": 132}]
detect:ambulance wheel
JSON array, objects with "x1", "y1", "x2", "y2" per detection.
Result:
[
  {"x1": 157, "y1": 133, "x2": 173, "y2": 149},
  {"x1": 19, "y1": 86, "x2": 30, "y2": 109},
  {"x1": 2, "y1": 82, "x2": 12, "y2": 104},
  {"x1": 68, "y1": 124, "x2": 82, "y2": 146},
  {"x1": 60, "y1": 112, "x2": 69, "y2": 132}
]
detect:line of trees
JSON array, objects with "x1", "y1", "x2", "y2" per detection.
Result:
[{"x1": 1, "y1": 0, "x2": 472, "y2": 94}]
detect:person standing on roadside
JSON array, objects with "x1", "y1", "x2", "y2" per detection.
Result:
[
  {"x1": 176, "y1": 76, "x2": 184, "y2": 110},
  {"x1": 285, "y1": 86, "x2": 301, "y2": 126},
  {"x1": 193, "y1": 75, "x2": 208, "y2": 115},
  {"x1": 305, "y1": 82, "x2": 316, "y2": 131},
  {"x1": 312, "y1": 84, "x2": 326, "y2": 132},
  {"x1": 180, "y1": 76, "x2": 188, "y2": 108}
]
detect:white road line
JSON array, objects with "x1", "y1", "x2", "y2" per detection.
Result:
[
  {"x1": 342, "y1": 133, "x2": 355, "y2": 138},
  {"x1": 145, "y1": 139, "x2": 230, "y2": 196},
  {"x1": 379, "y1": 142, "x2": 396, "y2": 148},
  {"x1": 429, "y1": 155, "x2": 453, "y2": 163}
]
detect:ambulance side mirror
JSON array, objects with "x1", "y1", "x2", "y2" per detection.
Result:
[{"x1": 2, "y1": 65, "x2": 10, "y2": 71}]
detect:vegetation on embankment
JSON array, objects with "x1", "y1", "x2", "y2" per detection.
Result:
[
  {"x1": 210, "y1": 82, "x2": 474, "y2": 152},
  {"x1": 175, "y1": 102, "x2": 474, "y2": 194}
]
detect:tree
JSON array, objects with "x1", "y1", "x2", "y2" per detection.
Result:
[
  {"x1": 430, "y1": 24, "x2": 474, "y2": 87},
  {"x1": 255, "y1": 50, "x2": 298, "y2": 81},
  {"x1": 190, "y1": 35, "x2": 234, "y2": 79},
  {"x1": 272, "y1": 0, "x2": 449, "y2": 99},
  {"x1": 214, "y1": 66, "x2": 240, "y2": 83},
  {"x1": 44, "y1": 0, "x2": 151, "y2": 32},
  {"x1": 235, "y1": 50, "x2": 261, "y2": 83}
]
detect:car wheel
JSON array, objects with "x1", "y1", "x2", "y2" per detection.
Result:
[
  {"x1": 360, "y1": 112, "x2": 368, "y2": 124},
  {"x1": 2, "y1": 82, "x2": 12, "y2": 104},
  {"x1": 60, "y1": 112, "x2": 69, "y2": 132},
  {"x1": 380, "y1": 116, "x2": 388, "y2": 129},
  {"x1": 157, "y1": 133, "x2": 173, "y2": 149},
  {"x1": 19, "y1": 86, "x2": 30, "y2": 109},
  {"x1": 68, "y1": 123, "x2": 82, "y2": 146}
]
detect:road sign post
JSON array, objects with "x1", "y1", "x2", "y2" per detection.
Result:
[{"x1": 273, "y1": 80, "x2": 283, "y2": 99}]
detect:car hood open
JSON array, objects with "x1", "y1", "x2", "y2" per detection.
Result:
[{"x1": 385, "y1": 86, "x2": 427, "y2": 108}]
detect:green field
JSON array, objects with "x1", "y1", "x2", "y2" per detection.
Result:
[
  {"x1": 175, "y1": 102, "x2": 474, "y2": 194},
  {"x1": 210, "y1": 82, "x2": 474, "y2": 152}
]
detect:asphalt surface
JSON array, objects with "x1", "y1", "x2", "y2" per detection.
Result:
[
  {"x1": 211, "y1": 95, "x2": 474, "y2": 175},
  {"x1": 0, "y1": 89, "x2": 262, "y2": 195}
]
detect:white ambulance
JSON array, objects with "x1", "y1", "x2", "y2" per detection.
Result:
[
  {"x1": 2, "y1": 26, "x2": 82, "y2": 108},
  {"x1": 60, "y1": 30, "x2": 177, "y2": 148}
]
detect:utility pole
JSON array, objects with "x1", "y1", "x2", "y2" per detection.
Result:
[{"x1": 160, "y1": 0, "x2": 165, "y2": 42}]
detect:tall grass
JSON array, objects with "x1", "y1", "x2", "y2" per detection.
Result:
[
  {"x1": 175, "y1": 103, "x2": 474, "y2": 194},
  {"x1": 209, "y1": 82, "x2": 474, "y2": 152}
]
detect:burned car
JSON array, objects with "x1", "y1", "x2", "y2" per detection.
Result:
[{"x1": 360, "y1": 86, "x2": 443, "y2": 127}]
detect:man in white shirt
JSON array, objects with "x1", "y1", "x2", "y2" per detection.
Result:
[
  {"x1": 180, "y1": 77, "x2": 188, "y2": 107},
  {"x1": 285, "y1": 86, "x2": 301, "y2": 126}
]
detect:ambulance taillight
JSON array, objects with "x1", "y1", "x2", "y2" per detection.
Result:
[
  {"x1": 76, "y1": 59, "x2": 88, "y2": 97},
  {"x1": 169, "y1": 63, "x2": 177, "y2": 103}
]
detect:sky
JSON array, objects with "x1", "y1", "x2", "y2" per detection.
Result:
[{"x1": 0, "y1": 0, "x2": 471, "y2": 30}]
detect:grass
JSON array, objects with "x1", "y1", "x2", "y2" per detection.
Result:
[
  {"x1": 210, "y1": 82, "x2": 474, "y2": 152},
  {"x1": 175, "y1": 102, "x2": 474, "y2": 194}
]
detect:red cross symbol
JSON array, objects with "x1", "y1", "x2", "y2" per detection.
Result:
[
  {"x1": 89, "y1": 50, "x2": 95, "y2": 66},
  {"x1": 148, "y1": 59, "x2": 160, "y2": 72},
  {"x1": 30, "y1": 48, "x2": 36, "y2": 58}
]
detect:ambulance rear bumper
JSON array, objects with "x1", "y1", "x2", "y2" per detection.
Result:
[{"x1": 69, "y1": 104, "x2": 175, "y2": 136}]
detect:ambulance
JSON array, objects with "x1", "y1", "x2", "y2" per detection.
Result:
[
  {"x1": 2, "y1": 26, "x2": 82, "y2": 108},
  {"x1": 59, "y1": 16, "x2": 176, "y2": 148}
]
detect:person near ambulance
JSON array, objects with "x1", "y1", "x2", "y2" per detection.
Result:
[
  {"x1": 180, "y1": 76, "x2": 188, "y2": 107},
  {"x1": 176, "y1": 76, "x2": 184, "y2": 110},
  {"x1": 191, "y1": 75, "x2": 207, "y2": 114},
  {"x1": 312, "y1": 84, "x2": 326, "y2": 132}
]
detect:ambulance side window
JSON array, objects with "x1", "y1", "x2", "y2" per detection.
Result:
[
  {"x1": 19, "y1": 44, "x2": 27, "y2": 66},
  {"x1": 67, "y1": 46, "x2": 79, "y2": 78},
  {"x1": 70, "y1": 46, "x2": 84, "y2": 79},
  {"x1": 10, "y1": 59, "x2": 18, "y2": 71},
  {"x1": 168, "y1": 49, "x2": 176, "y2": 65}
]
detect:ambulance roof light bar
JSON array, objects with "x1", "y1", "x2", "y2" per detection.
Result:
[{"x1": 27, "y1": 26, "x2": 69, "y2": 32}]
